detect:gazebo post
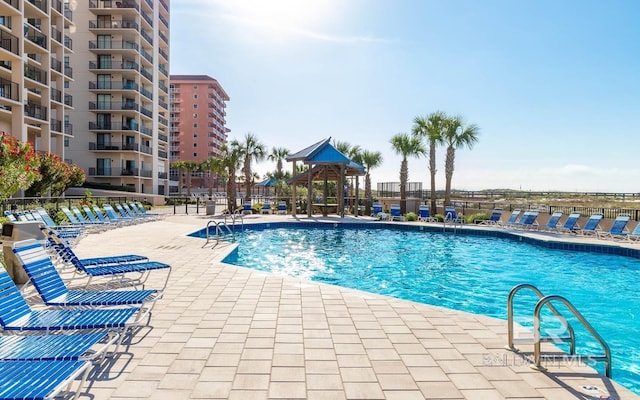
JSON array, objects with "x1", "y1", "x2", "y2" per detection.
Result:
[
  {"x1": 339, "y1": 165, "x2": 345, "y2": 218},
  {"x1": 291, "y1": 161, "x2": 297, "y2": 216},
  {"x1": 322, "y1": 166, "x2": 329, "y2": 217},
  {"x1": 307, "y1": 162, "x2": 313, "y2": 217}
]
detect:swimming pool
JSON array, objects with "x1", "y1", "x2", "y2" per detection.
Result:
[{"x1": 195, "y1": 222, "x2": 640, "y2": 394}]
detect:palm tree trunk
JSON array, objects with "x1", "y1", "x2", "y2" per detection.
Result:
[
  {"x1": 365, "y1": 172, "x2": 372, "y2": 215},
  {"x1": 244, "y1": 159, "x2": 251, "y2": 203},
  {"x1": 429, "y1": 141, "x2": 437, "y2": 214},
  {"x1": 444, "y1": 146, "x2": 455, "y2": 206},
  {"x1": 400, "y1": 158, "x2": 408, "y2": 214}
]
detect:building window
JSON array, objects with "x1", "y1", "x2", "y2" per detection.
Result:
[
  {"x1": 193, "y1": 104, "x2": 198, "y2": 109},
  {"x1": 193, "y1": 152, "x2": 197, "y2": 157},
  {"x1": 193, "y1": 85, "x2": 197, "y2": 89},
  {"x1": 193, "y1": 94, "x2": 198, "y2": 99},
  {"x1": 193, "y1": 143, "x2": 197, "y2": 147},
  {"x1": 193, "y1": 123, "x2": 198, "y2": 128},
  {"x1": 193, "y1": 133, "x2": 197, "y2": 138},
  {"x1": 193, "y1": 113, "x2": 197, "y2": 118}
]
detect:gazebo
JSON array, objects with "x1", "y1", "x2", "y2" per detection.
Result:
[{"x1": 286, "y1": 138, "x2": 365, "y2": 217}]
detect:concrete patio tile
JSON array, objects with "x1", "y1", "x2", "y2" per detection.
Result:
[
  {"x1": 417, "y1": 381, "x2": 463, "y2": 399},
  {"x1": 343, "y1": 382, "x2": 385, "y2": 399},
  {"x1": 377, "y1": 373, "x2": 419, "y2": 390},
  {"x1": 306, "y1": 374, "x2": 343, "y2": 390},
  {"x1": 231, "y1": 374, "x2": 270, "y2": 390},
  {"x1": 448, "y1": 373, "x2": 494, "y2": 390},
  {"x1": 340, "y1": 367, "x2": 378, "y2": 382},
  {"x1": 270, "y1": 366, "x2": 306, "y2": 381},
  {"x1": 268, "y1": 382, "x2": 306, "y2": 399},
  {"x1": 190, "y1": 381, "x2": 233, "y2": 399}
]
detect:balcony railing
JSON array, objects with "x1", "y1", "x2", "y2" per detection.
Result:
[
  {"x1": 140, "y1": 47, "x2": 153, "y2": 63},
  {"x1": 89, "y1": 142, "x2": 120, "y2": 151},
  {"x1": 158, "y1": 172, "x2": 168, "y2": 179},
  {"x1": 26, "y1": 0, "x2": 47, "y2": 13},
  {"x1": 158, "y1": 151, "x2": 167, "y2": 159},
  {"x1": 24, "y1": 64, "x2": 48, "y2": 85},
  {"x1": 50, "y1": 26, "x2": 62, "y2": 43},
  {"x1": 24, "y1": 26, "x2": 47, "y2": 50},
  {"x1": 89, "y1": 121, "x2": 138, "y2": 131},
  {"x1": 0, "y1": 30, "x2": 19, "y2": 55},
  {"x1": 50, "y1": 88, "x2": 62, "y2": 102},
  {"x1": 89, "y1": 40, "x2": 138, "y2": 50},
  {"x1": 140, "y1": 68, "x2": 152, "y2": 82},
  {"x1": 158, "y1": 133, "x2": 168, "y2": 142},
  {"x1": 50, "y1": 118, "x2": 62, "y2": 132},
  {"x1": 89, "y1": 81, "x2": 139, "y2": 90},
  {"x1": 64, "y1": 94, "x2": 73, "y2": 107},
  {"x1": 64, "y1": 35, "x2": 72, "y2": 50},
  {"x1": 140, "y1": 29, "x2": 152, "y2": 45},
  {"x1": 25, "y1": 102, "x2": 47, "y2": 120},
  {"x1": 89, "y1": 60, "x2": 139, "y2": 71},
  {"x1": 0, "y1": 78, "x2": 19, "y2": 101},
  {"x1": 52, "y1": 0, "x2": 62, "y2": 13},
  {"x1": 140, "y1": 87, "x2": 152, "y2": 99},
  {"x1": 50, "y1": 57, "x2": 62, "y2": 73},
  {"x1": 64, "y1": 123, "x2": 73, "y2": 135},
  {"x1": 2, "y1": 0, "x2": 20, "y2": 10},
  {"x1": 140, "y1": 106, "x2": 152, "y2": 117},
  {"x1": 89, "y1": 167, "x2": 140, "y2": 177},
  {"x1": 141, "y1": 11, "x2": 152, "y2": 26},
  {"x1": 140, "y1": 144, "x2": 151, "y2": 155},
  {"x1": 89, "y1": 101, "x2": 139, "y2": 111},
  {"x1": 89, "y1": 20, "x2": 138, "y2": 30},
  {"x1": 122, "y1": 142, "x2": 139, "y2": 151},
  {"x1": 159, "y1": 48, "x2": 169, "y2": 61}
]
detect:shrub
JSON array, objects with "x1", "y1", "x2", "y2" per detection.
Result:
[
  {"x1": 433, "y1": 214, "x2": 445, "y2": 222},
  {"x1": 405, "y1": 212, "x2": 418, "y2": 221},
  {"x1": 467, "y1": 212, "x2": 489, "y2": 224}
]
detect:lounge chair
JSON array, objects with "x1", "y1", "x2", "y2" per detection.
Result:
[
  {"x1": 261, "y1": 202, "x2": 272, "y2": 214},
  {"x1": 3, "y1": 210, "x2": 17, "y2": 221},
  {"x1": 277, "y1": 201, "x2": 287, "y2": 215},
  {"x1": 29, "y1": 209, "x2": 85, "y2": 244},
  {"x1": 390, "y1": 204, "x2": 402, "y2": 221},
  {"x1": 102, "y1": 204, "x2": 135, "y2": 224},
  {"x1": 14, "y1": 240, "x2": 159, "y2": 316},
  {"x1": 622, "y1": 222, "x2": 640, "y2": 242},
  {"x1": 59, "y1": 206, "x2": 99, "y2": 229},
  {"x1": 575, "y1": 213, "x2": 604, "y2": 236},
  {"x1": 0, "y1": 359, "x2": 92, "y2": 400},
  {"x1": 477, "y1": 208, "x2": 503, "y2": 225},
  {"x1": 497, "y1": 209, "x2": 521, "y2": 228},
  {"x1": 42, "y1": 229, "x2": 171, "y2": 290},
  {"x1": 0, "y1": 331, "x2": 114, "y2": 362},
  {"x1": 418, "y1": 205, "x2": 436, "y2": 222},
  {"x1": 242, "y1": 202, "x2": 252, "y2": 215},
  {"x1": 556, "y1": 211, "x2": 581, "y2": 234},
  {"x1": 115, "y1": 203, "x2": 143, "y2": 222},
  {"x1": 598, "y1": 214, "x2": 630, "y2": 240},
  {"x1": 542, "y1": 211, "x2": 563, "y2": 231},
  {"x1": 371, "y1": 203, "x2": 383, "y2": 217},
  {"x1": 0, "y1": 265, "x2": 140, "y2": 333},
  {"x1": 444, "y1": 206, "x2": 464, "y2": 224},
  {"x1": 513, "y1": 210, "x2": 539, "y2": 229}
]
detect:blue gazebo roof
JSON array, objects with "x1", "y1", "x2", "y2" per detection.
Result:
[{"x1": 287, "y1": 137, "x2": 351, "y2": 165}]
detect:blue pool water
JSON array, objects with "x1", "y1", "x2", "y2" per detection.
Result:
[{"x1": 208, "y1": 224, "x2": 640, "y2": 394}]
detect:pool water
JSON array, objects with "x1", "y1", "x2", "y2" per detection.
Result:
[{"x1": 218, "y1": 225, "x2": 640, "y2": 394}]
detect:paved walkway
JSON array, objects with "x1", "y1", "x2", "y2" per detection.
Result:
[{"x1": 64, "y1": 213, "x2": 637, "y2": 399}]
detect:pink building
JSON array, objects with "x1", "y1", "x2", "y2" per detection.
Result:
[{"x1": 169, "y1": 75, "x2": 230, "y2": 192}]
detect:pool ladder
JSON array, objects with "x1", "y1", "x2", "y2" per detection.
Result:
[
  {"x1": 205, "y1": 220, "x2": 235, "y2": 246},
  {"x1": 506, "y1": 283, "x2": 611, "y2": 377},
  {"x1": 442, "y1": 211, "x2": 463, "y2": 233}
]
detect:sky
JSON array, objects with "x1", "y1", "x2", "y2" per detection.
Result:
[{"x1": 170, "y1": 0, "x2": 640, "y2": 193}]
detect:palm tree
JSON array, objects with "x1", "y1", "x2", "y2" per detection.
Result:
[
  {"x1": 221, "y1": 140, "x2": 242, "y2": 212},
  {"x1": 200, "y1": 157, "x2": 224, "y2": 198},
  {"x1": 442, "y1": 116, "x2": 480, "y2": 206},
  {"x1": 348, "y1": 146, "x2": 363, "y2": 215},
  {"x1": 182, "y1": 161, "x2": 199, "y2": 197},
  {"x1": 360, "y1": 150, "x2": 383, "y2": 216},
  {"x1": 390, "y1": 133, "x2": 425, "y2": 215},
  {"x1": 268, "y1": 147, "x2": 290, "y2": 176},
  {"x1": 238, "y1": 133, "x2": 267, "y2": 203},
  {"x1": 170, "y1": 160, "x2": 186, "y2": 195},
  {"x1": 268, "y1": 147, "x2": 291, "y2": 201},
  {"x1": 412, "y1": 111, "x2": 446, "y2": 214}
]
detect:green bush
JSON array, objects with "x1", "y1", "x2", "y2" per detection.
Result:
[
  {"x1": 433, "y1": 214, "x2": 445, "y2": 222},
  {"x1": 405, "y1": 212, "x2": 418, "y2": 221},
  {"x1": 467, "y1": 212, "x2": 489, "y2": 224}
]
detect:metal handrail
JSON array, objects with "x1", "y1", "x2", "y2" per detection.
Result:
[
  {"x1": 224, "y1": 212, "x2": 244, "y2": 231},
  {"x1": 443, "y1": 211, "x2": 462, "y2": 233},
  {"x1": 205, "y1": 220, "x2": 234, "y2": 245},
  {"x1": 506, "y1": 284, "x2": 575, "y2": 354},
  {"x1": 533, "y1": 295, "x2": 612, "y2": 377}
]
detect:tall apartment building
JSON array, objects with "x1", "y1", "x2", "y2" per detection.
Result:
[
  {"x1": 169, "y1": 75, "x2": 230, "y2": 192},
  {"x1": 0, "y1": 0, "x2": 74, "y2": 157},
  {"x1": 66, "y1": 0, "x2": 170, "y2": 195}
]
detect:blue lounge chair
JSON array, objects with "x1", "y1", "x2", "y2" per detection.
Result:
[
  {"x1": 14, "y1": 240, "x2": 159, "y2": 314},
  {"x1": 513, "y1": 210, "x2": 539, "y2": 229},
  {"x1": 444, "y1": 206, "x2": 463, "y2": 224},
  {"x1": 498, "y1": 209, "x2": 521, "y2": 227},
  {"x1": 261, "y1": 202, "x2": 272, "y2": 214},
  {"x1": 598, "y1": 214, "x2": 630, "y2": 240},
  {"x1": 115, "y1": 203, "x2": 143, "y2": 222},
  {"x1": 556, "y1": 211, "x2": 581, "y2": 234},
  {"x1": 0, "y1": 265, "x2": 140, "y2": 332},
  {"x1": 242, "y1": 202, "x2": 252, "y2": 215},
  {"x1": 3, "y1": 210, "x2": 17, "y2": 221},
  {"x1": 59, "y1": 206, "x2": 97, "y2": 228},
  {"x1": 30, "y1": 208, "x2": 85, "y2": 243},
  {"x1": 91, "y1": 205, "x2": 124, "y2": 226},
  {"x1": 576, "y1": 213, "x2": 604, "y2": 236},
  {"x1": 371, "y1": 203, "x2": 383, "y2": 217},
  {"x1": 623, "y1": 222, "x2": 640, "y2": 242},
  {"x1": 41, "y1": 229, "x2": 171, "y2": 290},
  {"x1": 0, "y1": 359, "x2": 92, "y2": 400},
  {"x1": 0, "y1": 331, "x2": 114, "y2": 361},
  {"x1": 277, "y1": 201, "x2": 287, "y2": 215},
  {"x1": 543, "y1": 211, "x2": 563, "y2": 231},
  {"x1": 418, "y1": 205, "x2": 436, "y2": 222},
  {"x1": 478, "y1": 208, "x2": 503, "y2": 225},
  {"x1": 390, "y1": 204, "x2": 402, "y2": 221},
  {"x1": 102, "y1": 204, "x2": 135, "y2": 224}
]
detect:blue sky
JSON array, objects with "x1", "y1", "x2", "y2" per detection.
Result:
[{"x1": 170, "y1": 0, "x2": 640, "y2": 192}]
